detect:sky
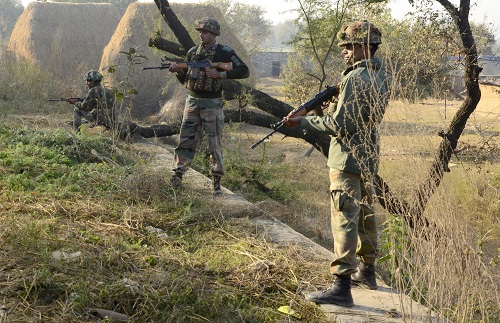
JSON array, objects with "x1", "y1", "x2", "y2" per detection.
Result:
[
  {"x1": 164, "y1": 0, "x2": 499, "y2": 27},
  {"x1": 21, "y1": 0, "x2": 500, "y2": 28}
]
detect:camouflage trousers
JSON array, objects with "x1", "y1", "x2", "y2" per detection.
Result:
[
  {"x1": 73, "y1": 107, "x2": 115, "y2": 131},
  {"x1": 329, "y1": 168, "x2": 378, "y2": 276},
  {"x1": 172, "y1": 96, "x2": 224, "y2": 177}
]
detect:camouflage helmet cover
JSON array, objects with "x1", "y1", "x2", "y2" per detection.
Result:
[
  {"x1": 84, "y1": 70, "x2": 103, "y2": 83},
  {"x1": 195, "y1": 17, "x2": 221, "y2": 35},
  {"x1": 337, "y1": 20, "x2": 382, "y2": 47}
]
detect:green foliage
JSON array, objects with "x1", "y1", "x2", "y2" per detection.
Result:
[
  {"x1": 223, "y1": 144, "x2": 294, "y2": 202},
  {"x1": 281, "y1": 0, "x2": 369, "y2": 104},
  {"x1": 470, "y1": 21, "x2": 497, "y2": 56},
  {"x1": 103, "y1": 47, "x2": 147, "y2": 125},
  {"x1": 377, "y1": 214, "x2": 415, "y2": 289},
  {"x1": 0, "y1": 0, "x2": 23, "y2": 44},
  {"x1": 281, "y1": 0, "x2": 470, "y2": 102},
  {"x1": 0, "y1": 123, "x2": 133, "y2": 197},
  {"x1": 105, "y1": 47, "x2": 146, "y2": 100},
  {"x1": 207, "y1": 0, "x2": 272, "y2": 55},
  {"x1": 191, "y1": 125, "x2": 295, "y2": 202},
  {"x1": 382, "y1": 10, "x2": 457, "y2": 100},
  {"x1": 281, "y1": 49, "x2": 341, "y2": 105},
  {"x1": 0, "y1": 123, "x2": 329, "y2": 321}
]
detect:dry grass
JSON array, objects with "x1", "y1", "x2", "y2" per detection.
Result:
[
  {"x1": 0, "y1": 120, "x2": 332, "y2": 322},
  {"x1": 221, "y1": 79, "x2": 500, "y2": 322}
]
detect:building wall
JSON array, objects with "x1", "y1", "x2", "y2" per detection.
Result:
[{"x1": 251, "y1": 51, "x2": 292, "y2": 78}]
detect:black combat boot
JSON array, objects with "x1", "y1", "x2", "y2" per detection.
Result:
[
  {"x1": 305, "y1": 274, "x2": 354, "y2": 307},
  {"x1": 213, "y1": 175, "x2": 222, "y2": 196},
  {"x1": 351, "y1": 262, "x2": 377, "y2": 290},
  {"x1": 170, "y1": 171, "x2": 183, "y2": 188}
]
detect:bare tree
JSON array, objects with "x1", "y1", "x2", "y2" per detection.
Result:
[{"x1": 376, "y1": 0, "x2": 482, "y2": 226}]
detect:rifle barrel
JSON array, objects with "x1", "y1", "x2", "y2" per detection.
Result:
[
  {"x1": 249, "y1": 84, "x2": 338, "y2": 150},
  {"x1": 48, "y1": 97, "x2": 82, "y2": 102},
  {"x1": 142, "y1": 66, "x2": 168, "y2": 70},
  {"x1": 250, "y1": 122, "x2": 285, "y2": 149},
  {"x1": 250, "y1": 130, "x2": 276, "y2": 149}
]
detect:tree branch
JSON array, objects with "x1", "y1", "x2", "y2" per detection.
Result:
[
  {"x1": 403, "y1": 0, "x2": 481, "y2": 221},
  {"x1": 148, "y1": 34, "x2": 186, "y2": 57},
  {"x1": 153, "y1": 0, "x2": 195, "y2": 51}
]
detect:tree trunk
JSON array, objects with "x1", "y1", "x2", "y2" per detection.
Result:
[
  {"x1": 152, "y1": 0, "x2": 195, "y2": 52},
  {"x1": 119, "y1": 121, "x2": 179, "y2": 140},
  {"x1": 398, "y1": 0, "x2": 482, "y2": 219},
  {"x1": 148, "y1": 33, "x2": 186, "y2": 58}
]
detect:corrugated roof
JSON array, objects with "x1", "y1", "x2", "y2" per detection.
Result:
[{"x1": 479, "y1": 58, "x2": 500, "y2": 77}]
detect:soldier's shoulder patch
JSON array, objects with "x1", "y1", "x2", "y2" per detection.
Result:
[{"x1": 220, "y1": 45, "x2": 233, "y2": 52}]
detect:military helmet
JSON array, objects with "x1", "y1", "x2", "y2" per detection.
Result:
[
  {"x1": 337, "y1": 20, "x2": 382, "y2": 46},
  {"x1": 84, "y1": 70, "x2": 103, "y2": 83},
  {"x1": 195, "y1": 17, "x2": 221, "y2": 36}
]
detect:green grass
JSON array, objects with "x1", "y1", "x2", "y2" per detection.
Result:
[{"x1": 0, "y1": 120, "x2": 330, "y2": 322}]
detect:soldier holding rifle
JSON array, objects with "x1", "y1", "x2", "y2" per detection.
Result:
[
  {"x1": 168, "y1": 17, "x2": 249, "y2": 196},
  {"x1": 65, "y1": 70, "x2": 116, "y2": 132},
  {"x1": 284, "y1": 20, "x2": 391, "y2": 307}
]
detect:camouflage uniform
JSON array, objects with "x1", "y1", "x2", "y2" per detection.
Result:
[
  {"x1": 171, "y1": 18, "x2": 249, "y2": 182},
  {"x1": 74, "y1": 71, "x2": 116, "y2": 131},
  {"x1": 300, "y1": 22, "x2": 391, "y2": 276}
]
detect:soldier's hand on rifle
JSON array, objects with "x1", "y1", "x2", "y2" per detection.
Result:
[
  {"x1": 168, "y1": 63, "x2": 180, "y2": 73},
  {"x1": 205, "y1": 68, "x2": 221, "y2": 79},
  {"x1": 66, "y1": 98, "x2": 80, "y2": 105},
  {"x1": 284, "y1": 116, "x2": 302, "y2": 128}
]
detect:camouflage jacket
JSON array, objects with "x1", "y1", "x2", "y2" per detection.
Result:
[
  {"x1": 300, "y1": 58, "x2": 391, "y2": 176},
  {"x1": 175, "y1": 43, "x2": 249, "y2": 98},
  {"x1": 76, "y1": 85, "x2": 115, "y2": 112}
]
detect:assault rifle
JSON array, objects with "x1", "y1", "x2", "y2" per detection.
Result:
[
  {"x1": 142, "y1": 59, "x2": 233, "y2": 71},
  {"x1": 250, "y1": 85, "x2": 339, "y2": 149},
  {"x1": 48, "y1": 97, "x2": 83, "y2": 103}
]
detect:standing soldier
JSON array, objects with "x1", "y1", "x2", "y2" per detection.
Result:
[
  {"x1": 67, "y1": 70, "x2": 116, "y2": 132},
  {"x1": 168, "y1": 17, "x2": 249, "y2": 196},
  {"x1": 284, "y1": 20, "x2": 391, "y2": 307}
]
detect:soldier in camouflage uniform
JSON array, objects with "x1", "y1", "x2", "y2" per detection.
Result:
[
  {"x1": 168, "y1": 17, "x2": 249, "y2": 196},
  {"x1": 284, "y1": 20, "x2": 391, "y2": 307},
  {"x1": 67, "y1": 70, "x2": 116, "y2": 132}
]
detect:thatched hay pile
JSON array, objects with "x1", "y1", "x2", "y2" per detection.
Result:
[
  {"x1": 8, "y1": 2, "x2": 121, "y2": 92},
  {"x1": 99, "y1": 2, "x2": 255, "y2": 121}
]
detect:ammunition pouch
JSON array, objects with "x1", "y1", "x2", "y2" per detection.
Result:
[{"x1": 184, "y1": 68, "x2": 222, "y2": 93}]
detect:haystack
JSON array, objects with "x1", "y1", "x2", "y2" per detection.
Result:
[
  {"x1": 99, "y1": 2, "x2": 256, "y2": 120},
  {"x1": 8, "y1": 2, "x2": 121, "y2": 93}
]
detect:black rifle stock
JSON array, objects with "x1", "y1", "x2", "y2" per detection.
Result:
[
  {"x1": 48, "y1": 97, "x2": 83, "y2": 102},
  {"x1": 143, "y1": 59, "x2": 233, "y2": 71},
  {"x1": 250, "y1": 85, "x2": 339, "y2": 149}
]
